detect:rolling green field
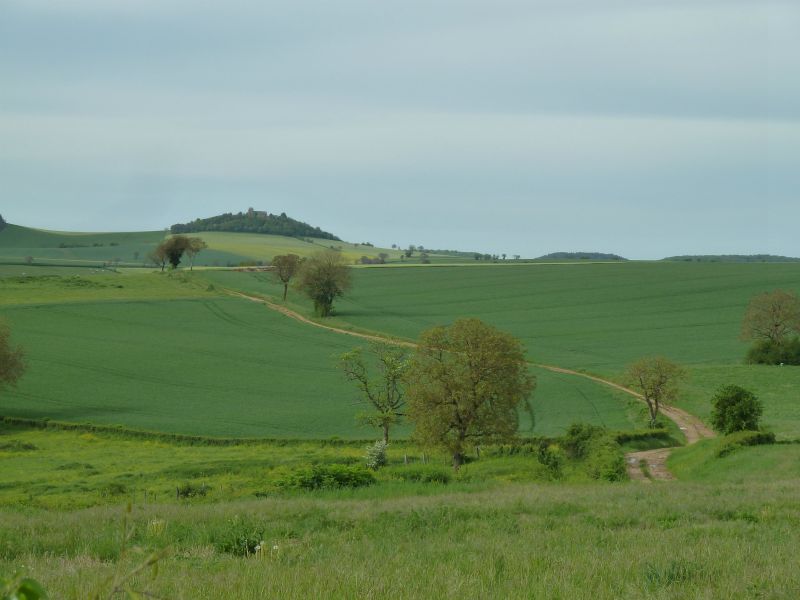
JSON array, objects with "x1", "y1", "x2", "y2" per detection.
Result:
[
  {"x1": 207, "y1": 262, "x2": 800, "y2": 438},
  {"x1": 0, "y1": 271, "x2": 647, "y2": 438}
]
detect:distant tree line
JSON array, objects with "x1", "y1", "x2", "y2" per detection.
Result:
[
  {"x1": 537, "y1": 252, "x2": 627, "y2": 261},
  {"x1": 170, "y1": 209, "x2": 340, "y2": 241},
  {"x1": 664, "y1": 254, "x2": 800, "y2": 263}
]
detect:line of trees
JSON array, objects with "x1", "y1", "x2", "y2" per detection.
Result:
[{"x1": 148, "y1": 236, "x2": 207, "y2": 271}]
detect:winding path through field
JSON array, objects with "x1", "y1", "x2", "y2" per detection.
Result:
[{"x1": 227, "y1": 290, "x2": 715, "y2": 480}]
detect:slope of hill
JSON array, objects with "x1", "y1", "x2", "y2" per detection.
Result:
[{"x1": 170, "y1": 208, "x2": 341, "y2": 240}]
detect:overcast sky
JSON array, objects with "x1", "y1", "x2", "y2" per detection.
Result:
[{"x1": 1, "y1": 1, "x2": 798, "y2": 258}]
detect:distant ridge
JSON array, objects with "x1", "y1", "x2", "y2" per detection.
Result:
[
  {"x1": 663, "y1": 254, "x2": 800, "y2": 263},
  {"x1": 537, "y1": 252, "x2": 627, "y2": 261},
  {"x1": 170, "y1": 208, "x2": 341, "y2": 241}
]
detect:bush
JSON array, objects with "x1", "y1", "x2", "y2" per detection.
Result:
[
  {"x1": 389, "y1": 464, "x2": 451, "y2": 484},
  {"x1": 365, "y1": 440, "x2": 388, "y2": 470},
  {"x1": 716, "y1": 430, "x2": 776, "y2": 458},
  {"x1": 536, "y1": 442, "x2": 565, "y2": 480},
  {"x1": 710, "y1": 385, "x2": 763, "y2": 434},
  {"x1": 585, "y1": 435, "x2": 627, "y2": 482},
  {"x1": 276, "y1": 464, "x2": 375, "y2": 491},
  {"x1": 177, "y1": 482, "x2": 210, "y2": 498},
  {"x1": 563, "y1": 423, "x2": 604, "y2": 459},
  {"x1": 746, "y1": 338, "x2": 800, "y2": 365},
  {"x1": 214, "y1": 516, "x2": 266, "y2": 556}
]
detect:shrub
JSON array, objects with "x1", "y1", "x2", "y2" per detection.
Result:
[
  {"x1": 214, "y1": 516, "x2": 266, "y2": 556},
  {"x1": 710, "y1": 385, "x2": 763, "y2": 434},
  {"x1": 365, "y1": 440, "x2": 388, "y2": 470},
  {"x1": 746, "y1": 338, "x2": 800, "y2": 365},
  {"x1": 585, "y1": 435, "x2": 627, "y2": 482},
  {"x1": 563, "y1": 423, "x2": 604, "y2": 459},
  {"x1": 390, "y1": 464, "x2": 451, "y2": 484},
  {"x1": 716, "y1": 430, "x2": 776, "y2": 458},
  {"x1": 177, "y1": 482, "x2": 210, "y2": 498},
  {"x1": 536, "y1": 441, "x2": 564, "y2": 480},
  {"x1": 276, "y1": 464, "x2": 375, "y2": 491}
]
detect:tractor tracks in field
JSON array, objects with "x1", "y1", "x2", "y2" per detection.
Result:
[{"x1": 226, "y1": 289, "x2": 715, "y2": 481}]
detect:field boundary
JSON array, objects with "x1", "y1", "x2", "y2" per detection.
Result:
[{"x1": 226, "y1": 288, "x2": 716, "y2": 482}]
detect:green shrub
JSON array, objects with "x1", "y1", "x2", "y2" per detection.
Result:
[
  {"x1": 0, "y1": 441, "x2": 37, "y2": 452},
  {"x1": 177, "y1": 482, "x2": 210, "y2": 498},
  {"x1": 716, "y1": 431, "x2": 776, "y2": 458},
  {"x1": 389, "y1": 464, "x2": 451, "y2": 484},
  {"x1": 214, "y1": 516, "x2": 267, "y2": 556},
  {"x1": 563, "y1": 423, "x2": 604, "y2": 459},
  {"x1": 746, "y1": 338, "x2": 800, "y2": 365},
  {"x1": 365, "y1": 440, "x2": 388, "y2": 470},
  {"x1": 536, "y1": 442, "x2": 565, "y2": 480},
  {"x1": 276, "y1": 464, "x2": 375, "y2": 491},
  {"x1": 585, "y1": 435, "x2": 626, "y2": 482},
  {"x1": 710, "y1": 385, "x2": 763, "y2": 434}
]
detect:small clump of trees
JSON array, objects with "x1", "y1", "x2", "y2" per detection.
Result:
[
  {"x1": 296, "y1": 250, "x2": 352, "y2": 317},
  {"x1": 741, "y1": 289, "x2": 800, "y2": 365},
  {"x1": 148, "y1": 236, "x2": 207, "y2": 271}
]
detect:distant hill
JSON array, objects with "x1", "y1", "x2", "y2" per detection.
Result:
[
  {"x1": 537, "y1": 252, "x2": 627, "y2": 261},
  {"x1": 0, "y1": 214, "x2": 6, "y2": 232},
  {"x1": 170, "y1": 208, "x2": 340, "y2": 241},
  {"x1": 663, "y1": 254, "x2": 800, "y2": 263}
]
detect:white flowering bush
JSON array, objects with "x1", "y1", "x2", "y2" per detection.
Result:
[{"x1": 365, "y1": 440, "x2": 388, "y2": 470}]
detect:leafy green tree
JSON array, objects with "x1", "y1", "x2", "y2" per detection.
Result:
[
  {"x1": 710, "y1": 385, "x2": 763, "y2": 434},
  {"x1": 406, "y1": 318, "x2": 535, "y2": 469},
  {"x1": 185, "y1": 237, "x2": 208, "y2": 270},
  {"x1": 296, "y1": 250, "x2": 352, "y2": 317},
  {"x1": 0, "y1": 321, "x2": 25, "y2": 399},
  {"x1": 340, "y1": 342, "x2": 409, "y2": 443},
  {"x1": 271, "y1": 254, "x2": 304, "y2": 301},
  {"x1": 625, "y1": 357, "x2": 686, "y2": 427}
]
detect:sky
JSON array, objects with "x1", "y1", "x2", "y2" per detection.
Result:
[{"x1": 1, "y1": 1, "x2": 798, "y2": 259}]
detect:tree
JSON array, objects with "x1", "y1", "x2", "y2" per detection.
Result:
[
  {"x1": 710, "y1": 385, "x2": 763, "y2": 434},
  {"x1": 420, "y1": 252, "x2": 430, "y2": 264},
  {"x1": 24, "y1": 256, "x2": 33, "y2": 265},
  {"x1": 271, "y1": 254, "x2": 303, "y2": 301},
  {"x1": 406, "y1": 318, "x2": 536, "y2": 469},
  {"x1": 0, "y1": 321, "x2": 25, "y2": 398},
  {"x1": 377, "y1": 253, "x2": 389, "y2": 264},
  {"x1": 741, "y1": 290, "x2": 800, "y2": 347},
  {"x1": 339, "y1": 342, "x2": 409, "y2": 443},
  {"x1": 185, "y1": 237, "x2": 208, "y2": 271},
  {"x1": 625, "y1": 357, "x2": 686, "y2": 427},
  {"x1": 295, "y1": 250, "x2": 352, "y2": 317},
  {"x1": 148, "y1": 245, "x2": 168, "y2": 272},
  {"x1": 405, "y1": 245, "x2": 415, "y2": 258},
  {"x1": 161, "y1": 236, "x2": 192, "y2": 269}
]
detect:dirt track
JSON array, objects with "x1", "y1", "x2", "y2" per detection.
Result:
[{"x1": 228, "y1": 289, "x2": 715, "y2": 480}]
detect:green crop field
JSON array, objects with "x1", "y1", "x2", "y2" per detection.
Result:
[
  {"x1": 208, "y1": 261, "x2": 800, "y2": 438},
  {"x1": 0, "y1": 270, "x2": 647, "y2": 438}
]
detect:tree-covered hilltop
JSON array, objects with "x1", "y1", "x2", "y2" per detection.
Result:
[
  {"x1": 663, "y1": 255, "x2": 800, "y2": 263},
  {"x1": 170, "y1": 208, "x2": 341, "y2": 241},
  {"x1": 0, "y1": 214, "x2": 6, "y2": 232},
  {"x1": 537, "y1": 252, "x2": 627, "y2": 261}
]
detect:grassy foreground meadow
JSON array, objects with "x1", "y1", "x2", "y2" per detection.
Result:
[{"x1": 2, "y1": 478, "x2": 799, "y2": 598}]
